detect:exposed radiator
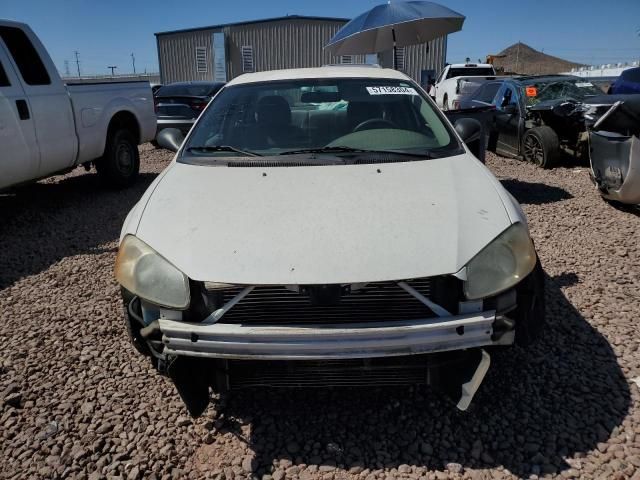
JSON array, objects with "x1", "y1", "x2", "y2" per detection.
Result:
[{"x1": 213, "y1": 279, "x2": 435, "y2": 325}]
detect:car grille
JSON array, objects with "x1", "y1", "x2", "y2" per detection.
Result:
[
  {"x1": 213, "y1": 279, "x2": 436, "y2": 325},
  {"x1": 228, "y1": 357, "x2": 431, "y2": 388},
  {"x1": 226, "y1": 352, "x2": 473, "y2": 389}
]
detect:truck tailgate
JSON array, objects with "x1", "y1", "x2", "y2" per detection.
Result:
[{"x1": 456, "y1": 76, "x2": 500, "y2": 95}]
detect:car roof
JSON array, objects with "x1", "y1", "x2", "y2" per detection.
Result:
[
  {"x1": 227, "y1": 66, "x2": 412, "y2": 86},
  {"x1": 448, "y1": 63, "x2": 493, "y2": 68}
]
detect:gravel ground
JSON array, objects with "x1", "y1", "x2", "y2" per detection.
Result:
[{"x1": 1, "y1": 146, "x2": 639, "y2": 480}]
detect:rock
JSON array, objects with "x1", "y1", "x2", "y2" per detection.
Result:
[
  {"x1": 128, "y1": 466, "x2": 140, "y2": 480},
  {"x1": 242, "y1": 456, "x2": 255, "y2": 473},
  {"x1": 286, "y1": 442, "x2": 300, "y2": 454},
  {"x1": 481, "y1": 451, "x2": 494, "y2": 464},
  {"x1": 3, "y1": 393, "x2": 22, "y2": 408},
  {"x1": 420, "y1": 443, "x2": 433, "y2": 455},
  {"x1": 319, "y1": 464, "x2": 336, "y2": 472},
  {"x1": 176, "y1": 416, "x2": 191, "y2": 427},
  {"x1": 96, "y1": 422, "x2": 113, "y2": 434}
]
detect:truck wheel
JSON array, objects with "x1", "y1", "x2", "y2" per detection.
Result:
[
  {"x1": 522, "y1": 126, "x2": 559, "y2": 168},
  {"x1": 442, "y1": 94, "x2": 450, "y2": 111},
  {"x1": 96, "y1": 129, "x2": 140, "y2": 188}
]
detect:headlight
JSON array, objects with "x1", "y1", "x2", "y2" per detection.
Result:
[
  {"x1": 115, "y1": 235, "x2": 190, "y2": 309},
  {"x1": 463, "y1": 222, "x2": 536, "y2": 300}
]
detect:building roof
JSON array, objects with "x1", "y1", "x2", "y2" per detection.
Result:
[
  {"x1": 226, "y1": 66, "x2": 410, "y2": 86},
  {"x1": 155, "y1": 15, "x2": 350, "y2": 36}
]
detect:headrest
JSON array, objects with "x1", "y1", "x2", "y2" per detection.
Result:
[{"x1": 257, "y1": 95, "x2": 291, "y2": 125}]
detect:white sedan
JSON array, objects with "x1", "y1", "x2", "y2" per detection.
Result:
[{"x1": 115, "y1": 66, "x2": 545, "y2": 416}]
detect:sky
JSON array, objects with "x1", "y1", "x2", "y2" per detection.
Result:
[{"x1": 3, "y1": 0, "x2": 640, "y2": 76}]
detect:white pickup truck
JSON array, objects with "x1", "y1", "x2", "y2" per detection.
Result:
[
  {"x1": 0, "y1": 20, "x2": 156, "y2": 190},
  {"x1": 430, "y1": 63, "x2": 497, "y2": 111}
]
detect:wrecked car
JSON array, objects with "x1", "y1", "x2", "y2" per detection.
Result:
[
  {"x1": 464, "y1": 75, "x2": 619, "y2": 168},
  {"x1": 115, "y1": 66, "x2": 545, "y2": 416},
  {"x1": 589, "y1": 96, "x2": 640, "y2": 205}
]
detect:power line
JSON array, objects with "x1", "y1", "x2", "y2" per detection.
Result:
[{"x1": 74, "y1": 51, "x2": 81, "y2": 77}]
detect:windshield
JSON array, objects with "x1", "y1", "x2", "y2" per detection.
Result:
[
  {"x1": 447, "y1": 67, "x2": 495, "y2": 78},
  {"x1": 523, "y1": 79, "x2": 603, "y2": 106},
  {"x1": 182, "y1": 78, "x2": 460, "y2": 162}
]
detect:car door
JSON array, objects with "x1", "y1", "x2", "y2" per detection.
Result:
[
  {"x1": 493, "y1": 83, "x2": 523, "y2": 156},
  {"x1": 0, "y1": 25, "x2": 77, "y2": 178},
  {"x1": 620, "y1": 69, "x2": 640, "y2": 94},
  {"x1": 0, "y1": 41, "x2": 40, "y2": 190}
]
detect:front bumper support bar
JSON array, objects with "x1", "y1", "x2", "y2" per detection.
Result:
[{"x1": 158, "y1": 311, "x2": 499, "y2": 360}]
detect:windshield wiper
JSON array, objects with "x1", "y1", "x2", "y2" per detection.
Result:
[
  {"x1": 279, "y1": 146, "x2": 369, "y2": 155},
  {"x1": 279, "y1": 146, "x2": 430, "y2": 158},
  {"x1": 186, "y1": 145, "x2": 260, "y2": 156}
]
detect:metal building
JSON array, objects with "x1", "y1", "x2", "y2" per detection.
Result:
[{"x1": 155, "y1": 15, "x2": 447, "y2": 86}]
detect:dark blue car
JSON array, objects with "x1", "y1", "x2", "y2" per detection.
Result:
[{"x1": 609, "y1": 67, "x2": 640, "y2": 94}]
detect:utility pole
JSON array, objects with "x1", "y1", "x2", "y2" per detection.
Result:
[
  {"x1": 107, "y1": 65, "x2": 117, "y2": 76},
  {"x1": 131, "y1": 53, "x2": 136, "y2": 74},
  {"x1": 74, "y1": 51, "x2": 81, "y2": 77},
  {"x1": 515, "y1": 41, "x2": 520, "y2": 73},
  {"x1": 64, "y1": 60, "x2": 70, "y2": 76}
]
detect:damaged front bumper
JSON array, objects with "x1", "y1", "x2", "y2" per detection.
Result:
[{"x1": 157, "y1": 310, "x2": 512, "y2": 360}]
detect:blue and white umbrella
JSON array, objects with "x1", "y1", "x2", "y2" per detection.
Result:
[{"x1": 326, "y1": 1, "x2": 465, "y2": 66}]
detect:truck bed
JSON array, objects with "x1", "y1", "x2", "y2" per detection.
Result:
[{"x1": 66, "y1": 81, "x2": 156, "y2": 163}]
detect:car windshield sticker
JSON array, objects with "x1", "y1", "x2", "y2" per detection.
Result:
[
  {"x1": 576, "y1": 82, "x2": 594, "y2": 88},
  {"x1": 366, "y1": 86, "x2": 418, "y2": 95},
  {"x1": 525, "y1": 86, "x2": 537, "y2": 97}
]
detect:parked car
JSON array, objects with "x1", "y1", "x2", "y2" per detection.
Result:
[
  {"x1": 116, "y1": 66, "x2": 545, "y2": 416},
  {"x1": 462, "y1": 75, "x2": 623, "y2": 168},
  {"x1": 589, "y1": 96, "x2": 640, "y2": 205},
  {"x1": 0, "y1": 20, "x2": 156, "y2": 190},
  {"x1": 430, "y1": 63, "x2": 497, "y2": 111},
  {"x1": 154, "y1": 81, "x2": 224, "y2": 138},
  {"x1": 609, "y1": 67, "x2": 640, "y2": 95}
]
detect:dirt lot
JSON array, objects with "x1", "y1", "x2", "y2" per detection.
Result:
[{"x1": 1, "y1": 146, "x2": 639, "y2": 480}]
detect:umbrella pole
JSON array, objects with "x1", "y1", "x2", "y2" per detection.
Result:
[{"x1": 392, "y1": 27, "x2": 397, "y2": 69}]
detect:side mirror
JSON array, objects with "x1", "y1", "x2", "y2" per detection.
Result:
[
  {"x1": 455, "y1": 117, "x2": 485, "y2": 162},
  {"x1": 156, "y1": 128, "x2": 185, "y2": 152},
  {"x1": 454, "y1": 117, "x2": 482, "y2": 144}
]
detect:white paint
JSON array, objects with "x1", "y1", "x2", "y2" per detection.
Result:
[{"x1": 130, "y1": 152, "x2": 517, "y2": 285}]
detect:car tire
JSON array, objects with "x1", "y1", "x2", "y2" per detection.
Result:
[
  {"x1": 514, "y1": 257, "x2": 546, "y2": 347},
  {"x1": 522, "y1": 126, "x2": 559, "y2": 168},
  {"x1": 443, "y1": 94, "x2": 449, "y2": 111},
  {"x1": 96, "y1": 129, "x2": 140, "y2": 188}
]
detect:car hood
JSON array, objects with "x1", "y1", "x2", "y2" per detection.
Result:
[{"x1": 134, "y1": 154, "x2": 514, "y2": 284}]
